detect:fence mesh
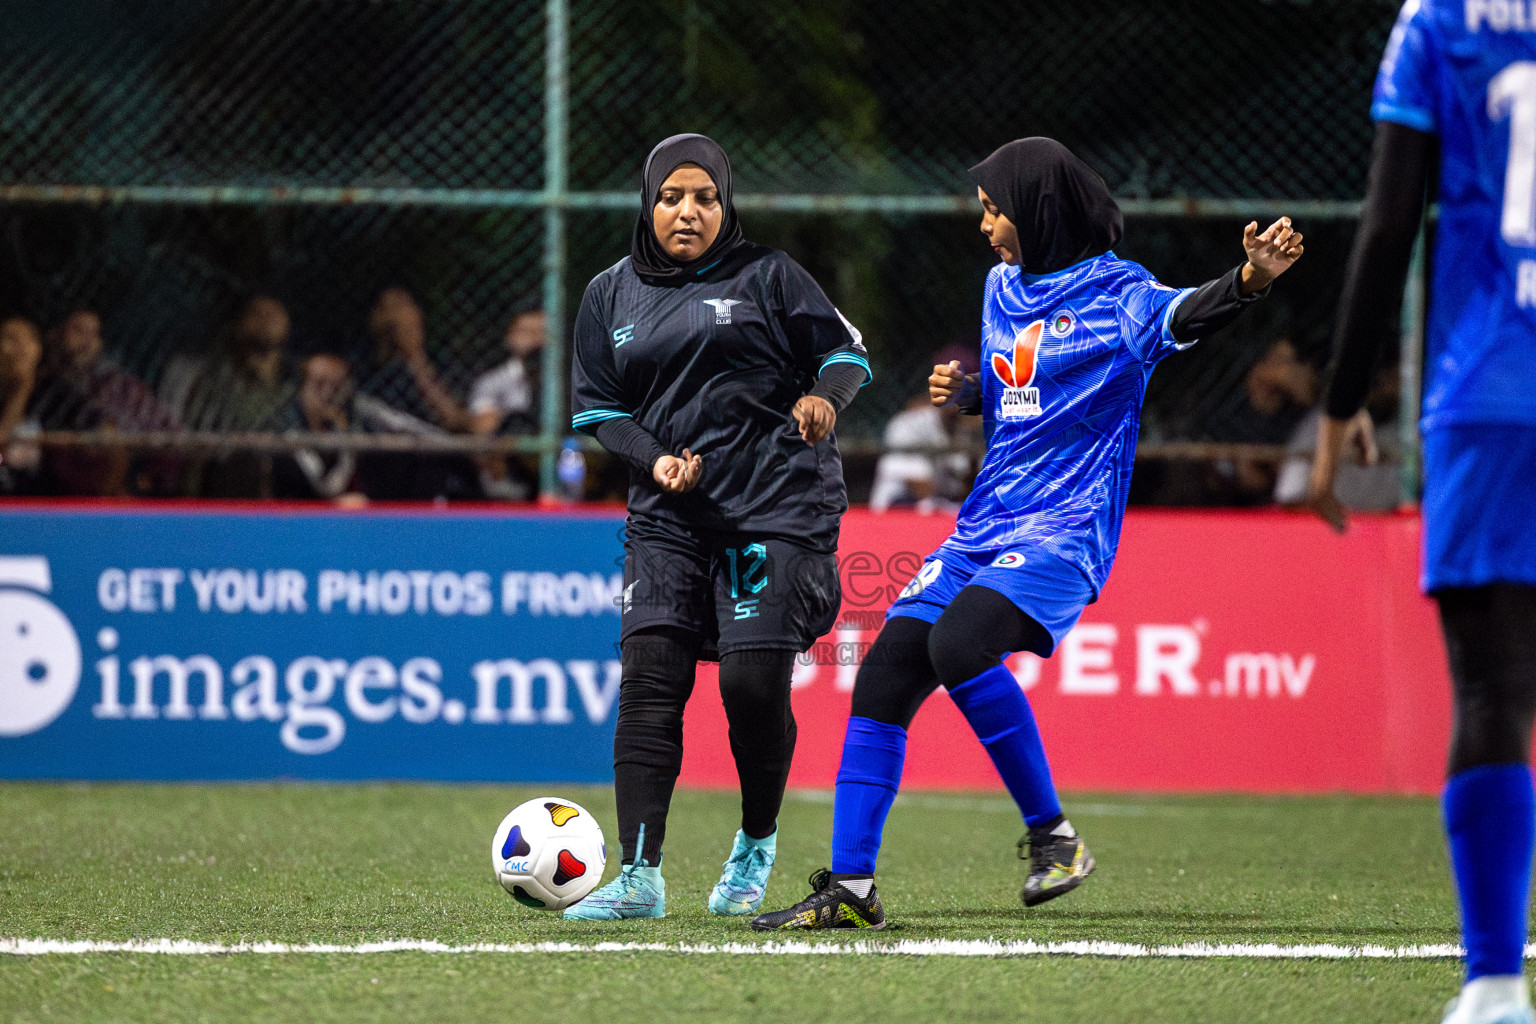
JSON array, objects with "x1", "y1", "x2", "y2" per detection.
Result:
[{"x1": 0, "y1": 0, "x2": 1407, "y2": 505}]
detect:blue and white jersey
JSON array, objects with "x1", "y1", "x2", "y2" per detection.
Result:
[
  {"x1": 1375, "y1": 0, "x2": 1536, "y2": 431},
  {"x1": 947, "y1": 254, "x2": 1193, "y2": 594}
]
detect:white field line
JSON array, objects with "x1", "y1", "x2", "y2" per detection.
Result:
[{"x1": 0, "y1": 938, "x2": 1501, "y2": 959}]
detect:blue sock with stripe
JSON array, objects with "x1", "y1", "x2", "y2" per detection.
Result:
[
  {"x1": 1444, "y1": 763, "x2": 1535, "y2": 981},
  {"x1": 830, "y1": 717, "x2": 907, "y2": 875},
  {"x1": 947, "y1": 663, "x2": 1061, "y2": 827}
]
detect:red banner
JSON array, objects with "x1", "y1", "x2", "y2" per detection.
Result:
[{"x1": 680, "y1": 509, "x2": 1451, "y2": 794}]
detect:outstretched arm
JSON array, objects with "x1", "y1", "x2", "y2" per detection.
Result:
[
  {"x1": 1307, "y1": 121, "x2": 1433, "y2": 531},
  {"x1": 1169, "y1": 217, "x2": 1304, "y2": 342}
]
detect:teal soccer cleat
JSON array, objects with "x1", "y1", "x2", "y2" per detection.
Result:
[
  {"x1": 562, "y1": 824, "x2": 665, "y2": 921},
  {"x1": 708, "y1": 828, "x2": 776, "y2": 916}
]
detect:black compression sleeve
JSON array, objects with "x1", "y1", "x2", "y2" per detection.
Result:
[
  {"x1": 805, "y1": 361, "x2": 866, "y2": 412},
  {"x1": 1169, "y1": 266, "x2": 1267, "y2": 343},
  {"x1": 594, "y1": 416, "x2": 669, "y2": 475},
  {"x1": 1324, "y1": 121, "x2": 1433, "y2": 420},
  {"x1": 956, "y1": 373, "x2": 982, "y2": 415}
]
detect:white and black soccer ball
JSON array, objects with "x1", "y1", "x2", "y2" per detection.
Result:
[{"x1": 490, "y1": 797, "x2": 606, "y2": 911}]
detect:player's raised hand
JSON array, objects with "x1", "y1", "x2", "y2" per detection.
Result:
[
  {"x1": 792, "y1": 395, "x2": 836, "y2": 445},
  {"x1": 930, "y1": 360, "x2": 965, "y2": 407},
  {"x1": 1240, "y1": 217, "x2": 1304, "y2": 295},
  {"x1": 653, "y1": 448, "x2": 702, "y2": 493}
]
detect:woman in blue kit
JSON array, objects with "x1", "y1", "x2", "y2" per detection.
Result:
[{"x1": 752, "y1": 138, "x2": 1303, "y2": 931}]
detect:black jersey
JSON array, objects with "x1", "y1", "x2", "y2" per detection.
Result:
[{"x1": 571, "y1": 243, "x2": 870, "y2": 547}]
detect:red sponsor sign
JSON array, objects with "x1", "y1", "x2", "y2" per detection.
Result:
[{"x1": 680, "y1": 509, "x2": 1451, "y2": 794}]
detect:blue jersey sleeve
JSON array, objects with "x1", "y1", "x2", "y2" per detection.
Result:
[
  {"x1": 1372, "y1": 0, "x2": 1440, "y2": 133},
  {"x1": 1117, "y1": 277, "x2": 1195, "y2": 364}
]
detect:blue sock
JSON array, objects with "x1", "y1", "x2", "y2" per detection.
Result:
[
  {"x1": 1444, "y1": 763, "x2": 1535, "y2": 981},
  {"x1": 830, "y1": 717, "x2": 907, "y2": 875},
  {"x1": 948, "y1": 664, "x2": 1061, "y2": 827}
]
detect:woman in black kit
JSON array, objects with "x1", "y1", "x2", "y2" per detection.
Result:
[{"x1": 563, "y1": 134, "x2": 869, "y2": 921}]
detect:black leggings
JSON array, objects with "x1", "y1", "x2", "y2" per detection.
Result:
[
  {"x1": 611, "y1": 626, "x2": 797, "y2": 864},
  {"x1": 851, "y1": 585, "x2": 1051, "y2": 728},
  {"x1": 1439, "y1": 585, "x2": 1536, "y2": 777}
]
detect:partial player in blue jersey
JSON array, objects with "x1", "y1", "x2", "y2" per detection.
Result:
[
  {"x1": 752, "y1": 137, "x2": 1302, "y2": 932},
  {"x1": 1309, "y1": 4, "x2": 1536, "y2": 1022}
]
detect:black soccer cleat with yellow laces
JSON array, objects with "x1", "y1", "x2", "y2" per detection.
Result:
[
  {"x1": 748, "y1": 868, "x2": 885, "y2": 931},
  {"x1": 1020, "y1": 818, "x2": 1095, "y2": 907}
]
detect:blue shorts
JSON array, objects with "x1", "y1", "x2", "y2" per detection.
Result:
[
  {"x1": 1422, "y1": 424, "x2": 1536, "y2": 591},
  {"x1": 886, "y1": 541, "x2": 1094, "y2": 656}
]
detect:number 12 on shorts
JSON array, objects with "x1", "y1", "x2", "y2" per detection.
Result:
[{"x1": 726, "y1": 544, "x2": 769, "y2": 619}]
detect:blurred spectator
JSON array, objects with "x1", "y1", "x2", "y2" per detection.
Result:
[
  {"x1": 1274, "y1": 365, "x2": 1402, "y2": 511},
  {"x1": 470, "y1": 308, "x2": 545, "y2": 500},
  {"x1": 174, "y1": 295, "x2": 297, "y2": 431},
  {"x1": 870, "y1": 345, "x2": 979, "y2": 513},
  {"x1": 30, "y1": 309, "x2": 180, "y2": 495},
  {"x1": 270, "y1": 352, "x2": 371, "y2": 504},
  {"x1": 167, "y1": 294, "x2": 297, "y2": 498},
  {"x1": 0, "y1": 316, "x2": 44, "y2": 494},
  {"x1": 359, "y1": 287, "x2": 471, "y2": 432},
  {"x1": 1202, "y1": 337, "x2": 1320, "y2": 503}
]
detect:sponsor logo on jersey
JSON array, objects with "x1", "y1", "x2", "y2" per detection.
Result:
[
  {"x1": 613, "y1": 324, "x2": 635, "y2": 347},
  {"x1": 703, "y1": 299, "x2": 742, "y2": 324},
  {"x1": 993, "y1": 320, "x2": 1044, "y2": 420},
  {"x1": 990, "y1": 552, "x2": 1027, "y2": 568}
]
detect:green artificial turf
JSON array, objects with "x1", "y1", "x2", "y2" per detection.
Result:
[{"x1": 0, "y1": 783, "x2": 1472, "y2": 1022}]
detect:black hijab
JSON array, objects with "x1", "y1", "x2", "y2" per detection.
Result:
[
  {"x1": 967, "y1": 138, "x2": 1123, "y2": 275},
  {"x1": 630, "y1": 133, "x2": 744, "y2": 280}
]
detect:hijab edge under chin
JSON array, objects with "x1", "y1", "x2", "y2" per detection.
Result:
[{"x1": 630, "y1": 133, "x2": 745, "y2": 281}]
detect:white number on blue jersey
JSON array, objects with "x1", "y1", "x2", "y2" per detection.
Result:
[{"x1": 1489, "y1": 60, "x2": 1536, "y2": 246}]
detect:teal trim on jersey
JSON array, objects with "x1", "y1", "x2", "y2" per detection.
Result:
[
  {"x1": 819, "y1": 352, "x2": 872, "y2": 386},
  {"x1": 695, "y1": 258, "x2": 724, "y2": 276},
  {"x1": 1371, "y1": 101, "x2": 1435, "y2": 134},
  {"x1": 571, "y1": 409, "x2": 632, "y2": 435}
]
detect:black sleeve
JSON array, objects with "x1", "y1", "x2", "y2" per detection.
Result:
[
  {"x1": 1169, "y1": 266, "x2": 1268, "y2": 343},
  {"x1": 594, "y1": 416, "x2": 668, "y2": 475},
  {"x1": 805, "y1": 361, "x2": 866, "y2": 412},
  {"x1": 1324, "y1": 120, "x2": 1434, "y2": 419},
  {"x1": 773, "y1": 256, "x2": 872, "y2": 391},
  {"x1": 957, "y1": 373, "x2": 982, "y2": 415},
  {"x1": 569, "y1": 275, "x2": 632, "y2": 436}
]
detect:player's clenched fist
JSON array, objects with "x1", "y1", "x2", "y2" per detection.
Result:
[
  {"x1": 653, "y1": 447, "x2": 702, "y2": 493},
  {"x1": 930, "y1": 360, "x2": 965, "y2": 407},
  {"x1": 792, "y1": 394, "x2": 836, "y2": 445}
]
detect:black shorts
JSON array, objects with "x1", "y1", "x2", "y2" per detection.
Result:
[{"x1": 620, "y1": 517, "x2": 841, "y2": 659}]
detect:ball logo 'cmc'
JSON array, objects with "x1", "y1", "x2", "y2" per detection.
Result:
[{"x1": 545, "y1": 802, "x2": 579, "y2": 826}]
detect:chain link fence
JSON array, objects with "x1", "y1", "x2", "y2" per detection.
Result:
[{"x1": 0, "y1": 0, "x2": 1410, "y2": 506}]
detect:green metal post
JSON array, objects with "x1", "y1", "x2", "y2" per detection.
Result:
[
  {"x1": 539, "y1": 0, "x2": 570, "y2": 497},
  {"x1": 1398, "y1": 226, "x2": 1427, "y2": 503}
]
